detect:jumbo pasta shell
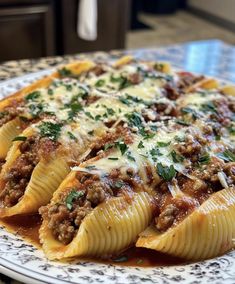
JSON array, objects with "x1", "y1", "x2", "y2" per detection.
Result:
[
  {"x1": 0, "y1": 118, "x2": 22, "y2": 159},
  {"x1": 40, "y1": 191, "x2": 154, "y2": 260},
  {"x1": 136, "y1": 188, "x2": 235, "y2": 260},
  {"x1": 0, "y1": 156, "x2": 70, "y2": 217}
]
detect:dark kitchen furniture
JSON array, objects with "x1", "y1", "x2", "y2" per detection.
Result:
[{"x1": 0, "y1": 0, "x2": 130, "y2": 62}]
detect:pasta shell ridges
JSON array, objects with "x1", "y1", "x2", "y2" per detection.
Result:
[
  {"x1": 40, "y1": 192, "x2": 153, "y2": 260},
  {"x1": 136, "y1": 188, "x2": 235, "y2": 260}
]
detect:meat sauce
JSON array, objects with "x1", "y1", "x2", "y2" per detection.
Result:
[{"x1": 0, "y1": 215, "x2": 184, "y2": 267}]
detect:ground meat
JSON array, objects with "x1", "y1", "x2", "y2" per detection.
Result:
[
  {"x1": 0, "y1": 100, "x2": 22, "y2": 127},
  {"x1": 0, "y1": 135, "x2": 59, "y2": 207},
  {"x1": 177, "y1": 133, "x2": 207, "y2": 162},
  {"x1": 164, "y1": 84, "x2": 180, "y2": 100},
  {"x1": 155, "y1": 195, "x2": 198, "y2": 232},
  {"x1": 155, "y1": 204, "x2": 178, "y2": 231},
  {"x1": 128, "y1": 73, "x2": 143, "y2": 85},
  {"x1": 154, "y1": 102, "x2": 177, "y2": 117},
  {"x1": 0, "y1": 136, "x2": 40, "y2": 207},
  {"x1": 90, "y1": 65, "x2": 106, "y2": 76},
  {"x1": 40, "y1": 171, "x2": 135, "y2": 245},
  {"x1": 177, "y1": 73, "x2": 204, "y2": 91}
]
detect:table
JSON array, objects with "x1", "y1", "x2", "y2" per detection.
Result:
[{"x1": 0, "y1": 39, "x2": 234, "y2": 284}]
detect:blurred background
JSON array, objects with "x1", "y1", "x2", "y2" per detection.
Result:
[{"x1": 0, "y1": 0, "x2": 235, "y2": 62}]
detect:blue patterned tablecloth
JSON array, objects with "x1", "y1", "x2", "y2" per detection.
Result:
[{"x1": 0, "y1": 39, "x2": 234, "y2": 284}]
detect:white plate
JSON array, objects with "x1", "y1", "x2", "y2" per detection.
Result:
[{"x1": 0, "y1": 71, "x2": 235, "y2": 284}]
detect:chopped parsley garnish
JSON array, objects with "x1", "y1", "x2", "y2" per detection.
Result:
[
  {"x1": 138, "y1": 141, "x2": 144, "y2": 149},
  {"x1": 119, "y1": 94, "x2": 145, "y2": 106},
  {"x1": 198, "y1": 153, "x2": 210, "y2": 164},
  {"x1": 88, "y1": 130, "x2": 94, "y2": 136},
  {"x1": 68, "y1": 103, "x2": 83, "y2": 120},
  {"x1": 106, "y1": 108, "x2": 115, "y2": 116},
  {"x1": 104, "y1": 143, "x2": 113, "y2": 151},
  {"x1": 25, "y1": 91, "x2": 41, "y2": 101},
  {"x1": 95, "y1": 79, "x2": 105, "y2": 87},
  {"x1": 110, "y1": 74, "x2": 132, "y2": 90},
  {"x1": 176, "y1": 119, "x2": 190, "y2": 126},
  {"x1": 48, "y1": 89, "x2": 54, "y2": 95},
  {"x1": 150, "y1": 125, "x2": 158, "y2": 132},
  {"x1": 67, "y1": 131, "x2": 78, "y2": 141},
  {"x1": 38, "y1": 121, "x2": 62, "y2": 141},
  {"x1": 85, "y1": 111, "x2": 94, "y2": 120},
  {"x1": 200, "y1": 101, "x2": 217, "y2": 113},
  {"x1": 217, "y1": 150, "x2": 235, "y2": 162},
  {"x1": 108, "y1": 157, "x2": 119, "y2": 160},
  {"x1": 115, "y1": 140, "x2": 128, "y2": 155},
  {"x1": 228, "y1": 126, "x2": 235, "y2": 135},
  {"x1": 150, "y1": 147, "x2": 162, "y2": 161},
  {"x1": 66, "y1": 190, "x2": 85, "y2": 210},
  {"x1": 126, "y1": 151, "x2": 135, "y2": 161},
  {"x1": 125, "y1": 112, "x2": 143, "y2": 129},
  {"x1": 12, "y1": 136, "x2": 27, "y2": 142},
  {"x1": 143, "y1": 132, "x2": 155, "y2": 140},
  {"x1": 156, "y1": 163, "x2": 176, "y2": 181},
  {"x1": 181, "y1": 107, "x2": 198, "y2": 120},
  {"x1": 174, "y1": 135, "x2": 185, "y2": 142},
  {"x1": 58, "y1": 67, "x2": 72, "y2": 77},
  {"x1": 28, "y1": 103, "x2": 44, "y2": 117},
  {"x1": 157, "y1": 141, "x2": 171, "y2": 147},
  {"x1": 171, "y1": 150, "x2": 184, "y2": 163},
  {"x1": 95, "y1": 114, "x2": 102, "y2": 121}
]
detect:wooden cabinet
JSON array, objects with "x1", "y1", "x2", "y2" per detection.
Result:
[
  {"x1": 0, "y1": 0, "x2": 130, "y2": 61},
  {"x1": 0, "y1": 0, "x2": 55, "y2": 61}
]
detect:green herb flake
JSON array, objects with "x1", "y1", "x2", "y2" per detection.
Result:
[
  {"x1": 115, "y1": 140, "x2": 128, "y2": 155},
  {"x1": 138, "y1": 141, "x2": 144, "y2": 149},
  {"x1": 68, "y1": 103, "x2": 83, "y2": 119},
  {"x1": 150, "y1": 147, "x2": 162, "y2": 161},
  {"x1": 198, "y1": 153, "x2": 210, "y2": 165},
  {"x1": 175, "y1": 119, "x2": 190, "y2": 126},
  {"x1": 171, "y1": 150, "x2": 184, "y2": 163},
  {"x1": 201, "y1": 101, "x2": 217, "y2": 113},
  {"x1": 12, "y1": 136, "x2": 27, "y2": 142},
  {"x1": 58, "y1": 67, "x2": 72, "y2": 77},
  {"x1": 48, "y1": 89, "x2": 54, "y2": 96},
  {"x1": 125, "y1": 112, "x2": 143, "y2": 129},
  {"x1": 217, "y1": 150, "x2": 235, "y2": 162},
  {"x1": 66, "y1": 190, "x2": 85, "y2": 210},
  {"x1": 95, "y1": 79, "x2": 105, "y2": 87},
  {"x1": 181, "y1": 107, "x2": 198, "y2": 120},
  {"x1": 157, "y1": 141, "x2": 171, "y2": 147},
  {"x1": 104, "y1": 143, "x2": 113, "y2": 151},
  {"x1": 126, "y1": 152, "x2": 135, "y2": 162},
  {"x1": 25, "y1": 91, "x2": 41, "y2": 101},
  {"x1": 67, "y1": 131, "x2": 78, "y2": 142},
  {"x1": 38, "y1": 121, "x2": 62, "y2": 141},
  {"x1": 88, "y1": 130, "x2": 94, "y2": 136},
  {"x1": 156, "y1": 163, "x2": 176, "y2": 181},
  {"x1": 28, "y1": 103, "x2": 44, "y2": 118},
  {"x1": 108, "y1": 157, "x2": 119, "y2": 161},
  {"x1": 85, "y1": 112, "x2": 94, "y2": 120}
]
